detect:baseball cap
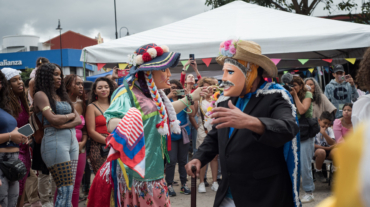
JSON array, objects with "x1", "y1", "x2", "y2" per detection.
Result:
[{"x1": 333, "y1": 64, "x2": 345, "y2": 73}]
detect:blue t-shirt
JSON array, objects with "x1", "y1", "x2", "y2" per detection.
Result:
[
  {"x1": 0, "y1": 108, "x2": 18, "y2": 148},
  {"x1": 170, "y1": 99, "x2": 190, "y2": 141}
]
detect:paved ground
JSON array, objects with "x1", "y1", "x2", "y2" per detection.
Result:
[{"x1": 79, "y1": 164, "x2": 333, "y2": 207}]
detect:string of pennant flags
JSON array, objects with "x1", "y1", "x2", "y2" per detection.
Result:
[{"x1": 95, "y1": 57, "x2": 357, "y2": 72}]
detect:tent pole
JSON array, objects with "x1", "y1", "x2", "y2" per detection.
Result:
[{"x1": 322, "y1": 66, "x2": 326, "y2": 89}]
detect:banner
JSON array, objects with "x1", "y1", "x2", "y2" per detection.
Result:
[
  {"x1": 302, "y1": 71, "x2": 307, "y2": 76},
  {"x1": 345, "y1": 58, "x2": 356, "y2": 65},
  {"x1": 308, "y1": 68, "x2": 314, "y2": 73},
  {"x1": 322, "y1": 59, "x2": 333, "y2": 63},
  {"x1": 97, "y1": 63, "x2": 106, "y2": 71},
  {"x1": 118, "y1": 63, "x2": 128, "y2": 70},
  {"x1": 181, "y1": 60, "x2": 190, "y2": 70},
  {"x1": 298, "y1": 59, "x2": 309, "y2": 65},
  {"x1": 201, "y1": 58, "x2": 212, "y2": 67},
  {"x1": 271, "y1": 59, "x2": 281, "y2": 65}
]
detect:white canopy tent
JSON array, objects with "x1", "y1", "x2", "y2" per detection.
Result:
[{"x1": 81, "y1": 1, "x2": 370, "y2": 71}]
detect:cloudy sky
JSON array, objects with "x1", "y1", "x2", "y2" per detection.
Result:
[{"x1": 0, "y1": 0, "x2": 362, "y2": 46}]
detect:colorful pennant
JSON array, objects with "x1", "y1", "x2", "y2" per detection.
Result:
[
  {"x1": 298, "y1": 59, "x2": 309, "y2": 65},
  {"x1": 294, "y1": 70, "x2": 299, "y2": 72},
  {"x1": 322, "y1": 59, "x2": 333, "y2": 63},
  {"x1": 325, "y1": 68, "x2": 329, "y2": 73},
  {"x1": 302, "y1": 71, "x2": 307, "y2": 76},
  {"x1": 97, "y1": 63, "x2": 106, "y2": 71},
  {"x1": 284, "y1": 71, "x2": 288, "y2": 74},
  {"x1": 308, "y1": 68, "x2": 314, "y2": 73},
  {"x1": 271, "y1": 59, "x2": 281, "y2": 66},
  {"x1": 201, "y1": 58, "x2": 212, "y2": 67},
  {"x1": 291, "y1": 72, "x2": 295, "y2": 74},
  {"x1": 345, "y1": 58, "x2": 356, "y2": 65},
  {"x1": 181, "y1": 60, "x2": 190, "y2": 70},
  {"x1": 118, "y1": 63, "x2": 128, "y2": 70},
  {"x1": 318, "y1": 70, "x2": 323, "y2": 75}
]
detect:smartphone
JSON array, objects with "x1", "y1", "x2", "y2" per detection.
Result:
[
  {"x1": 345, "y1": 75, "x2": 350, "y2": 80},
  {"x1": 189, "y1": 54, "x2": 195, "y2": 65},
  {"x1": 18, "y1": 124, "x2": 34, "y2": 137},
  {"x1": 176, "y1": 89, "x2": 185, "y2": 96}
]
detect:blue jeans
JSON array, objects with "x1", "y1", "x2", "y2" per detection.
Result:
[
  {"x1": 300, "y1": 138, "x2": 315, "y2": 192},
  {"x1": 41, "y1": 127, "x2": 79, "y2": 207}
]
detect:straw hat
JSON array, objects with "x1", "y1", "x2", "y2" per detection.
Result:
[{"x1": 216, "y1": 40, "x2": 277, "y2": 77}]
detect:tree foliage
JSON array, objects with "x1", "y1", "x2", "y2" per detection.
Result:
[
  {"x1": 20, "y1": 68, "x2": 33, "y2": 81},
  {"x1": 205, "y1": 0, "x2": 357, "y2": 15}
]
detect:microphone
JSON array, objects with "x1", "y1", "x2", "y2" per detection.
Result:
[
  {"x1": 281, "y1": 73, "x2": 293, "y2": 91},
  {"x1": 281, "y1": 73, "x2": 293, "y2": 84}
]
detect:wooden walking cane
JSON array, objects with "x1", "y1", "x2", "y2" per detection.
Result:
[{"x1": 191, "y1": 166, "x2": 197, "y2": 207}]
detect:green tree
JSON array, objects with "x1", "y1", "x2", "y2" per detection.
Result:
[
  {"x1": 342, "y1": 1, "x2": 370, "y2": 24},
  {"x1": 21, "y1": 68, "x2": 34, "y2": 81},
  {"x1": 205, "y1": 0, "x2": 357, "y2": 15}
]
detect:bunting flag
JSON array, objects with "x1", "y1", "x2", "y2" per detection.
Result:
[
  {"x1": 345, "y1": 58, "x2": 356, "y2": 65},
  {"x1": 325, "y1": 68, "x2": 329, "y2": 73},
  {"x1": 284, "y1": 71, "x2": 288, "y2": 74},
  {"x1": 318, "y1": 70, "x2": 323, "y2": 75},
  {"x1": 308, "y1": 68, "x2": 314, "y2": 73},
  {"x1": 294, "y1": 70, "x2": 299, "y2": 72},
  {"x1": 201, "y1": 58, "x2": 212, "y2": 67},
  {"x1": 97, "y1": 63, "x2": 106, "y2": 71},
  {"x1": 118, "y1": 63, "x2": 128, "y2": 70},
  {"x1": 271, "y1": 59, "x2": 281, "y2": 66},
  {"x1": 106, "y1": 108, "x2": 146, "y2": 178},
  {"x1": 181, "y1": 60, "x2": 190, "y2": 71},
  {"x1": 117, "y1": 69, "x2": 129, "y2": 77},
  {"x1": 302, "y1": 71, "x2": 307, "y2": 76},
  {"x1": 298, "y1": 59, "x2": 309, "y2": 65},
  {"x1": 291, "y1": 72, "x2": 295, "y2": 74},
  {"x1": 322, "y1": 59, "x2": 333, "y2": 63}
]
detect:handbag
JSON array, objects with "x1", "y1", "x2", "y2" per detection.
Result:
[
  {"x1": 0, "y1": 159, "x2": 27, "y2": 182},
  {"x1": 299, "y1": 117, "x2": 320, "y2": 141},
  {"x1": 100, "y1": 143, "x2": 110, "y2": 157},
  {"x1": 29, "y1": 110, "x2": 44, "y2": 144}
]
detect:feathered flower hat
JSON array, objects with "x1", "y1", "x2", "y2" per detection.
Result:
[{"x1": 128, "y1": 43, "x2": 180, "y2": 75}]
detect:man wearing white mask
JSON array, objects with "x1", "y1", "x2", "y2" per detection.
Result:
[{"x1": 324, "y1": 64, "x2": 358, "y2": 118}]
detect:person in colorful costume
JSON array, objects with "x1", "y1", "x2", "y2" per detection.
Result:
[
  {"x1": 186, "y1": 40, "x2": 300, "y2": 207},
  {"x1": 87, "y1": 43, "x2": 202, "y2": 207}
]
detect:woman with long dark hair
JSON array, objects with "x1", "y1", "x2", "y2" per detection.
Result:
[
  {"x1": 85, "y1": 77, "x2": 114, "y2": 174},
  {"x1": 0, "y1": 70, "x2": 28, "y2": 207},
  {"x1": 1, "y1": 68, "x2": 31, "y2": 207},
  {"x1": 33, "y1": 63, "x2": 81, "y2": 207},
  {"x1": 54, "y1": 74, "x2": 87, "y2": 207},
  {"x1": 290, "y1": 76, "x2": 314, "y2": 203}
]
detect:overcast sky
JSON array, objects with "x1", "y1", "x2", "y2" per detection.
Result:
[{"x1": 0, "y1": 0, "x2": 363, "y2": 46}]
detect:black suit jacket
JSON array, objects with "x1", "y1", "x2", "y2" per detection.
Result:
[{"x1": 193, "y1": 91, "x2": 299, "y2": 207}]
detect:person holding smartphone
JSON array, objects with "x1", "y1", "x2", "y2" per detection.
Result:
[
  {"x1": 2, "y1": 67, "x2": 31, "y2": 207},
  {"x1": 0, "y1": 70, "x2": 28, "y2": 207},
  {"x1": 324, "y1": 64, "x2": 359, "y2": 118},
  {"x1": 180, "y1": 56, "x2": 202, "y2": 93}
]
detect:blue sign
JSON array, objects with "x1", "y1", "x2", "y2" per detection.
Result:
[{"x1": 0, "y1": 49, "x2": 93, "y2": 71}]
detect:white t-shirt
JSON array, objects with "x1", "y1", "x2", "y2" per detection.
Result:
[
  {"x1": 314, "y1": 127, "x2": 335, "y2": 147},
  {"x1": 352, "y1": 94, "x2": 370, "y2": 129}
]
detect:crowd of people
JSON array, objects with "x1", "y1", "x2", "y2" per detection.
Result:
[{"x1": 0, "y1": 40, "x2": 369, "y2": 207}]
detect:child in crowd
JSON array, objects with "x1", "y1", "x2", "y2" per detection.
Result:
[
  {"x1": 333, "y1": 103, "x2": 353, "y2": 143},
  {"x1": 314, "y1": 111, "x2": 336, "y2": 183}
]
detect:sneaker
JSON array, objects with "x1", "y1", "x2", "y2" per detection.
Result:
[
  {"x1": 173, "y1": 181, "x2": 180, "y2": 186},
  {"x1": 211, "y1": 181, "x2": 219, "y2": 192},
  {"x1": 180, "y1": 184, "x2": 191, "y2": 195},
  {"x1": 198, "y1": 182, "x2": 206, "y2": 193},
  {"x1": 301, "y1": 193, "x2": 314, "y2": 203},
  {"x1": 168, "y1": 185, "x2": 176, "y2": 197},
  {"x1": 315, "y1": 170, "x2": 328, "y2": 183}
]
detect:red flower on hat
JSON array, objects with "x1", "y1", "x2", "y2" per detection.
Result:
[
  {"x1": 155, "y1": 46, "x2": 164, "y2": 57},
  {"x1": 142, "y1": 52, "x2": 152, "y2": 62}
]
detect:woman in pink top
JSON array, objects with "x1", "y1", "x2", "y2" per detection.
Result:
[{"x1": 333, "y1": 103, "x2": 353, "y2": 143}]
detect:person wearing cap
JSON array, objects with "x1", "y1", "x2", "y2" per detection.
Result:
[
  {"x1": 324, "y1": 64, "x2": 358, "y2": 118},
  {"x1": 86, "y1": 44, "x2": 203, "y2": 207},
  {"x1": 186, "y1": 40, "x2": 300, "y2": 207}
]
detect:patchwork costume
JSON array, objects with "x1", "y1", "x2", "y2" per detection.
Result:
[
  {"x1": 87, "y1": 44, "x2": 199, "y2": 207},
  {"x1": 192, "y1": 40, "x2": 300, "y2": 207}
]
